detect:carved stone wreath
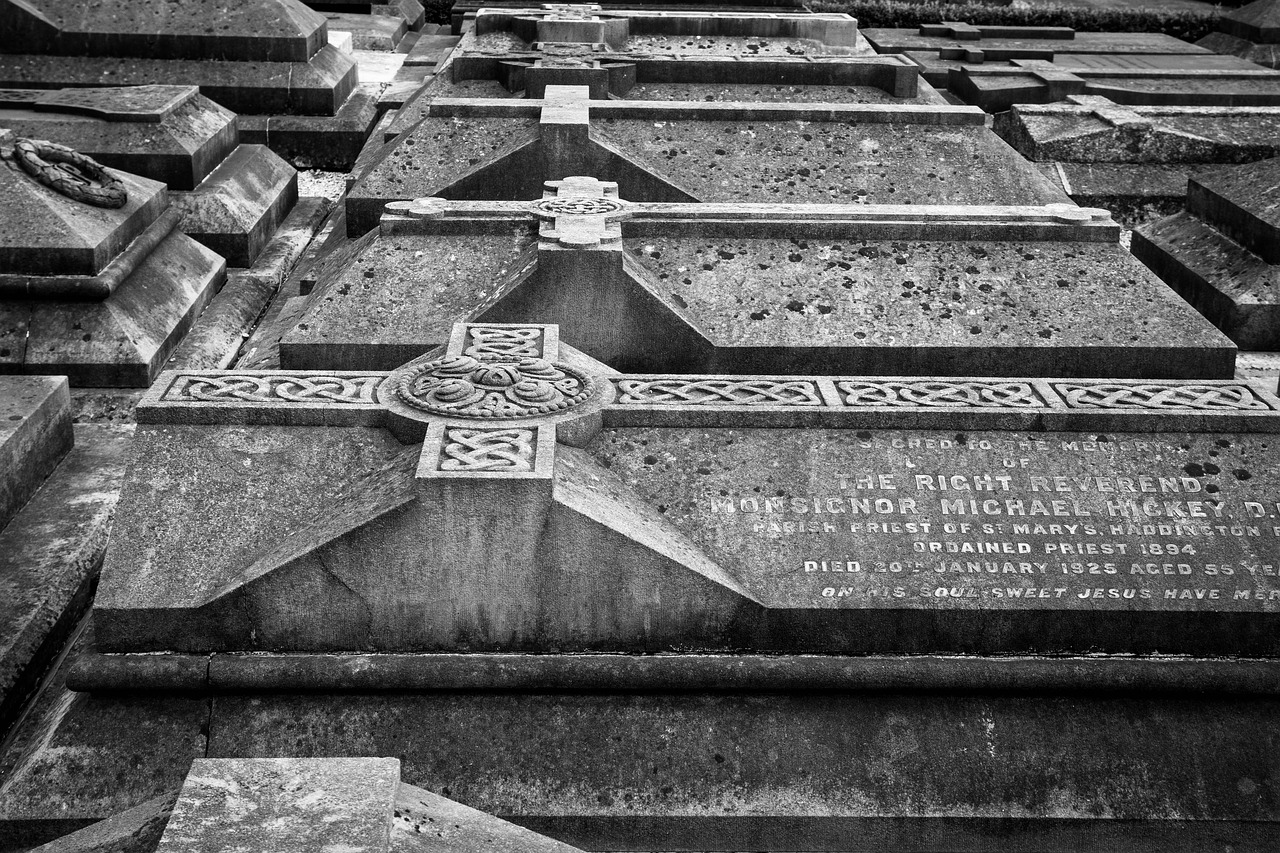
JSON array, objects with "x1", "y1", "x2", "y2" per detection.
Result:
[
  {"x1": 531, "y1": 196, "x2": 627, "y2": 218},
  {"x1": 396, "y1": 354, "x2": 595, "y2": 419},
  {"x1": 11, "y1": 138, "x2": 127, "y2": 208}
]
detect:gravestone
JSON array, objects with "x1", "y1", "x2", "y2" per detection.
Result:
[
  {"x1": 0, "y1": 131, "x2": 226, "y2": 385},
  {"x1": 1132, "y1": 157, "x2": 1280, "y2": 349},
  {"x1": 0, "y1": 0, "x2": 377, "y2": 170},
  {"x1": 89, "y1": 319, "x2": 1279, "y2": 658},
  {"x1": 296, "y1": 179, "x2": 1232, "y2": 378},
  {"x1": 0, "y1": 86, "x2": 299, "y2": 267},
  {"x1": 949, "y1": 58, "x2": 1280, "y2": 112},
  {"x1": 993, "y1": 95, "x2": 1280, "y2": 219},
  {"x1": 347, "y1": 85, "x2": 1065, "y2": 235},
  {"x1": 1198, "y1": 0, "x2": 1280, "y2": 70}
]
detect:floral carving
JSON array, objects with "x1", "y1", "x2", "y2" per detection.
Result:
[{"x1": 396, "y1": 354, "x2": 594, "y2": 419}]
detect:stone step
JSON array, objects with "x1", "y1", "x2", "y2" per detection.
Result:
[
  {"x1": 1133, "y1": 210, "x2": 1280, "y2": 350},
  {"x1": 1186, "y1": 157, "x2": 1280, "y2": 263}
]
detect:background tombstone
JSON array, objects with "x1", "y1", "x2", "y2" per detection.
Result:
[
  {"x1": 0, "y1": 132, "x2": 227, "y2": 385},
  {"x1": 0, "y1": 85, "x2": 299, "y2": 267},
  {"x1": 0, "y1": 0, "x2": 378, "y2": 169}
]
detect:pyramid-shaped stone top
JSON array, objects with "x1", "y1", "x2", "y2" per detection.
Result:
[
  {"x1": 0, "y1": 135, "x2": 168, "y2": 278},
  {"x1": 1222, "y1": 0, "x2": 1280, "y2": 44},
  {"x1": 0, "y1": 0, "x2": 328, "y2": 62}
]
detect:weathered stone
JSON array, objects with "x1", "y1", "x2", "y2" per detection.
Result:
[
  {"x1": 0, "y1": 424, "x2": 131, "y2": 747},
  {"x1": 0, "y1": 376, "x2": 71, "y2": 530},
  {"x1": 1133, "y1": 158, "x2": 1280, "y2": 349},
  {"x1": 0, "y1": 86, "x2": 238, "y2": 191},
  {"x1": 172, "y1": 145, "x2": 298, "y2": 268},
  {"x1": 0, "y1": 136, "x2": 228, "y2": 385},
  {"x1": 27, "y1": 794, "x2": 178, "y2": 853},
  {"x1": 306, "y1": 186, "x2": 1231, "y2": 378},
  {"x1": 237, "y1": 83, "x2": 380, "y2": 171},
  {"x1": 155, "y1": 758, "x2": 399, "y2": 853},
  {"x1": 1198, "y1": 0, "x2": 1280, "y2": 70},
  {"x1": 347, "y1": 87, "x2": 1066, "y2": 235},
  {"x1": 951, "y1": 60, "x2": 1280, "y2": 112}
]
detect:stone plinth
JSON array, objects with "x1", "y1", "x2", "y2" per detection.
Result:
[
  {"x1": 993, "y1": 96, "x2": 1280, "y2": 216},
  {"x1": 0, "y1": 0, "x2": 375, "y2": 168},
  {"x1": 0, "y1": 376, "x2": 70, "y2": 530},
  {"x1": 347, "y1": 86, "x2": 1067, "y2": 236},
  {"x1": 309, "y1": 181, "x2": 1231, "y2": 378},
  {"x1": 87, "y1": 321, "x2": 1280, "y2": 658},
  {"x1": 0, "y1": 135, "x2": 226, "y2": 385},
  {"x1": 1133, "y1": 158, "x2": 1280, "y2": 349},
  {"x1": 1198, "y1": 0, "x2": 1280, "y2": 70},
  {"x1": 0, "y1": 86, "x2": 300, "y2": 267}
]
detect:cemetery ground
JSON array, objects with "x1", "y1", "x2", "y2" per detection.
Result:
[{"x1": 4, "y1": 0, "x2": 1280, "y2": 852}]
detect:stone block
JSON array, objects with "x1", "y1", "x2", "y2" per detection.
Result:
[
  {"x1": 0, "y1": 376, "x2": 71, "y2": 530},
  {"x1": 155, "y1": 758, "x2": 400, "y2": 853},
  {"x1": 173, "y1": 144, "x2": 299, "y2": 268},
  {"x1": 238, "y1": 84, "x2": 379, "y2": 170},
  {"x1": 320, "y1": 12, "x2": 407, "y2": 51},
  {"x1": 1186, "y1": 157, "x2": 1280, "y2": 262},
  {"x1": 0, "y1": 86, "x2": 239, "y2": 191}
]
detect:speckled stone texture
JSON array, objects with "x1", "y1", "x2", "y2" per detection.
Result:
[
  {"x1": 279, "y1": 223, "x2": 1233, "y2": 378},
  {"x1": 155, "y1": 758, "x2": 399, "y2": 853},
  {"x1": 0, "y1": 86, "x2": 239, "y2": 191},
  {"x1": 0, "y1": 376, "x2": 71, "y2": 530}
]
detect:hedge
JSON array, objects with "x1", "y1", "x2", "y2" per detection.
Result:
[{"x1": 807, "y1": 0, "x2": 1223, "y2": 42}]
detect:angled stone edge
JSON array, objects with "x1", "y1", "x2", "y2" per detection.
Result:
[
  {"x1": 65, "y1": 650, "x2": 1280, "y2": 695},
  {"x1": 134, "y1": 372, "x2": 1280, "y2": 433},
  {"x1": 426, "y1": 97, "x2": 987, "y2": 125},
  {"x1": 155, "y1": 758, "x2": 399, "y2": 853},
  {"x1": 380, "y1": 198, "x2": 1120, "y2": 242},
  {"x1": 136, "y1": 370, "x2": 390, "y2": 426}
]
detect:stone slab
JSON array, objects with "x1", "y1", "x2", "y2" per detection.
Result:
[
  {"x1": 953, "y1": 65, "x2": 1280, "y2": 112},
  {"x1": 0, "y1": 376, "x2": 71, "y2": 530},
  {"x1": 1, "y1": 228, "x2": 227, "y2": 386},
  {"x1": 0, "y1": 154, "x2": 169, "y2": 280},
  {"x1": 1133, "y1": 211, "x2": 1280, "y2": 349},
  {"x1": 1186, "y1": 157, "x2": 1280, "y2": 262},
  {"x1": 866, "y1": 28, "x2": 1208, "y2": 56},
  {"x1": 0, "y1": 47, "x2": 358, "y2": 117},
  {"x1": 166, "y1": 198, "x2": 329, "y2": 371},
  {"x1": 0, "y1": 0, "x2": 329, "y2": 63},
  {"x1": 1198, "y1": 31, "x2": 1280, "y2": 71},
  {"x1": 0, "y1": 86, "x2": 238, "y2": 191},
  {"x1": 290, "y1": 198, "x2": 1230, "y2": 379},
  {"x1": 320, "y1": 12, "x2": 407, "y2": 51},
  {"x1": 346, "y1": 95, "x2": 1065, "y2": 236},
  {"x1": 995, "y1": 100, "x2": 1280, "y2": 165},
  {"x1": 402, "y1": 33, "x2": 461, "y2": 66},
  {"x1": 27, "y1": 795, "x2": 177, "y2": 853},
  {"x1": 237, "y1": 83, "x2": 380, "y2": 170},
  {"x1": 0, "y1": 424, "x2": 129, "y2": 742},
  {"x1": 173, "y1": 144, "x2": 299, "y2": 268},
  {"x1": 9, "y1": 687, "x2": 1280, "y2": 852},
  {"x1": 155, "y1": 758, "x2": 399, "y2": 853}
]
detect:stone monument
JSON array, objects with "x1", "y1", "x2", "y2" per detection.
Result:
[
  {"x1": 0, "y1": 131, "x2": 227, "y2": 384},
  {"x1": 0, "y1": 0, "x2": 377, "y2": 169},
  {"x1": 1132, "y1": 157, "x2": 1280, "y2": 350},
  {"x1": 0, "y1": 85, "x2": 298, "y2": 267},
  {"x1": 1198, "y1": 0, "x2": 1280, "y2": 70}
]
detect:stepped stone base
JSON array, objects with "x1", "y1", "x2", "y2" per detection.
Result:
[
  {"x1": 1133, "y1": 212, "x2": 1280, "y2": 349},
  {"x1": 238, "y1": 84, "x2": 380, "y2": 171},
  {"x1": 173, "y1": 145, "x2": 299, "y2": 268}
]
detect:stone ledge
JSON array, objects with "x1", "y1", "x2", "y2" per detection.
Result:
[{"x1": 66, "y1": 650, "x2": 1280, "y2": 695}]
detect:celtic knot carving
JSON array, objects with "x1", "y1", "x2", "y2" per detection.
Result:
[
  {"x1": 439, "y1": 428, "x2": 536, "y2": 472},
  {"x1": 396, "y1": 354, "x2": 593, "y2": 419},
  {"x1": 531, "y1": 196, "x2": 626, "y2": 218},
  {"x1": 163, "y1": 375, "x2": 383, "y2": 404},
  {"x1": 614, "y1": 379, "x2": 823, "y2": 406},
  {"x1": 464, "y1": 326, "x2": 543, "y2": 359},
  {"x1": 1054, "y1": 383, "x2": 1270, "y2": 411},
  {"x1": 839, "y1": 381, "x2": 1043, "y2": 408}
]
